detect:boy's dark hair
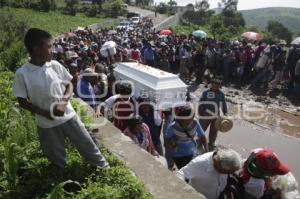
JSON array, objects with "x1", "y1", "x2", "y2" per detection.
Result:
[
  {"x1": 176, "y1": 105, "x2": 193, "y2": 117},
  {"x1": 127, "y1": 115, "x2": 143, "y2": 130},
  {"x1": 24, "y1": 28, "x2": 52, "y2": 54},
  {"x1": 119, "y1": 83, "x2": 132, "y2": 95}
]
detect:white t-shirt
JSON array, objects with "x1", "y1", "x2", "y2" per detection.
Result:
[
  {"x1": 177, "y1": 152, "x2": 228, "y2": 199},
  {"x1": 13, "y1": 60, "x2": 76, "y2": 128}
]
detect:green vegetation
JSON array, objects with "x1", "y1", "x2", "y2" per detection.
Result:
[
  {"x1": 0, "y1": 7, "x2": 109, "y2": 72},
  {"x1": 241, "y1": 7, "x2": 300, "y2": 36},
  {"x1": 1, "y1": 7, "x2": 108, "y2": 36},
  {"x1": 0, "y1": 76, "x2": 153, "y2": 198},
  {"x1": 267, "y1": 21, "x2": 293, "y2": 44},
  {"x1": 180, "y1": 0, "x2": 245, "y2": 41},
  {"x1": 178, "y1": 0, "x2": 295, "y2": 43},
  {"x1": 0, "y1": 5, "x2": 152, "y2": 199}
]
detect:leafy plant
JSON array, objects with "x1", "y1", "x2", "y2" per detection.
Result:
[
  {"x1": 2, "y1": 140, "x2": 20, "y2": 196},
  {"x1": 46, "y1": 180, "x2": 81, "y2": 199}
]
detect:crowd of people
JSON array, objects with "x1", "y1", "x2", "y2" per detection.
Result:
[
  {"x1": 52, "y1": 17, "x2": 300, "y2": 98},
  {"x1": 13, "y1": 14, "x2": 300, "y2": 199}
]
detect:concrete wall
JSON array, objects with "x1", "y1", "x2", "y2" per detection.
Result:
[
  {"x1": 87, "y1": 18, "x2": 122, "y2": 31},
  {"x1": 74, "y1": 98, "x2": 206, "y2": 199},
  {"x1": 56, "y1": 18, "x2": 122, "y2": 39}
]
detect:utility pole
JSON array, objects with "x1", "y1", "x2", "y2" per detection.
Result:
[{"x1": 155, "y1": 2, "x2": 157, "y2": 17}]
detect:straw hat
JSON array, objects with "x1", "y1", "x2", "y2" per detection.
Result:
[{"x1": 215, "y1": 116, "x2": 233, "y2": 133}]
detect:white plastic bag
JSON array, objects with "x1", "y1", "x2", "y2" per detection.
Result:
[{"x1": 271, "y1": 172, "x2": 300, "y2": 199}]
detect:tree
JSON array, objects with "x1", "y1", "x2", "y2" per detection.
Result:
[
  {"x1": 167, "y1": 0, "x2": 177, "y2": 15},
  {"x1": 209, "y1": 16, "x2": 226, "y2": 40},
  {"x1": 157, "y1": 2, "x2": 168, "y2": 14},
  {"x1": 168, "y1": 0, "x2": 177, "y2": 7},
  {"x1": 92, "y1": 0, "x2": 103, "y2": 10},
  {"x1": 0, "y1": 9, "x2": 28, "y2": 71},
  {"x1": 267, "y1": 20, "x2": 293, "y2": 43},
  {"x1": 219, "y1": 0, "x2": 238, "y2": 12},
  {"x1": 195, "y1": 0, "x2": 209, "y2": 11},
  {"x1": 217, "y1": 0, "x2": 245, "y2": 28},
  {"x1": 111, "y1": 0, "x2": 124, "y2": 17},
  {"x1": 39, "y1": 0, "x2": 56, "y2": 12},
  {"x1": 64, "y1": 0, "x2": 79, "y2": 16}
]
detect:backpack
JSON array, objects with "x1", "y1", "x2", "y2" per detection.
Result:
[{"x1": 218, "y1": 174, "x2": 245, "y2": 199}]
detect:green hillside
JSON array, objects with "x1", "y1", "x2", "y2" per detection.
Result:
[
  {"x1": 240, "y1": 7, "x2": 300, "y2": 36},
  {"x1": 1, "y1": 7, "x2": 109, "y2": 36}
]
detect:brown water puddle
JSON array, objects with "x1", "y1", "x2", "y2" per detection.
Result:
[{"x1": 228, "y1": 103, "x2": 300, "y2": 139}]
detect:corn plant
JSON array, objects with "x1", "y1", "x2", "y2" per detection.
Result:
[
  {"x1": 2, "y1": 139, "x2": 20, "y2": 196},
  {"x1": 47, "y1": 180, "x2": 81, "y2": 199}
]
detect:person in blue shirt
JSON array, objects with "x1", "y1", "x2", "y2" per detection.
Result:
[
  {"x1": 77, "y1": 68, "x2": 101, "y2": 117},
  {"x1": 165, "y1": 105, "x2": 208, "y2": 169},
  {"x1": 198, "y1": 78, "x2": 228, "y2": 151},
  {"x1": 143, "y1": 42, "x2": 156, "y2": 66}
]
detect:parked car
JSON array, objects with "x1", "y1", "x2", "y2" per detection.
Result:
[
  {"x1": 130, "y1": 17, "x2": 140, "y2": 25},
  {"x1": 116, "y1": 21, "x2": 132, "y2": 30},
  {"x1": 127, "y1": 12, "x2": 141, "y2": 19}
]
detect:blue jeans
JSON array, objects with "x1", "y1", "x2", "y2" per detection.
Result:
[{"x1": 38, "y1": 116, "x2": 108, "y2": 168}]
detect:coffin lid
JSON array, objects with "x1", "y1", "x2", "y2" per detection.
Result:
[{"x1": 114, "y1": 62, "x2": 187, "y2": 91}]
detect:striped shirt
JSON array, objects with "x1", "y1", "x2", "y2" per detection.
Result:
[{"x1": 166, "y1": 119, "x2": 205, "y2": 157}]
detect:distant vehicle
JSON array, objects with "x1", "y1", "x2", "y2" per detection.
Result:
[
  {"x1": 127, "y1": 12, "x2": 141, "y2": 19},
  {"x1": 130, "y1": 17, "x2": 140, "y2": 25},
  {"x1": 116, "y1": 21, "x2": 133, "y2": 31}
]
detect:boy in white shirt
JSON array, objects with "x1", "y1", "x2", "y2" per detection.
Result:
[{"x1": 13, "y1": 28, "x2": 108, "y2": 169}]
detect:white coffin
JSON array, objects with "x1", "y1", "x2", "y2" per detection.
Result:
[{"x1": 114, "y1": 62, "x2": 187, "y2": 109}]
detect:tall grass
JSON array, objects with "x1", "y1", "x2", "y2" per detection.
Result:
[{"x1": 1, "y1": 7, "x2": 110, "y2": 36}]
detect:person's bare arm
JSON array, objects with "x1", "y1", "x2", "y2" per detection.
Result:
[
  {"x1": 197, "y1": 136, "x2": 208, "y2": 153},
  {"x1": 53, "y1": 84, "x2": 73, "y2": 117},
  {"x1": 17, "y1": 97, "x2": 53, "y2": 120},
  {"x1": 18, "y1": 83, "x2": 74, "y2": 119}
]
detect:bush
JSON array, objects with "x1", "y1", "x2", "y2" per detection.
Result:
[
  {"x1": 64, "y1": 0, "x2": 79, "y2": 16},
  {"x1": 39, "y1": 0, "x2": 57, "y2": 12},
  {"x1": 0, "y1": 41, "x2": 27, "y2": 72},
  {"x1": 156, "y1": 2, "x2": 168, "y2": 14}
]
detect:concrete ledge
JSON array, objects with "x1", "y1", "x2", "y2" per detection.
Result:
[{"x1": 74, "y1": 98, "x2": 206, "y2": 199}]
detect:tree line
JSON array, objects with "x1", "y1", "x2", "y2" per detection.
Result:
[{"x1": 181, "y1": 0, "x2": 293, "y2": 43}]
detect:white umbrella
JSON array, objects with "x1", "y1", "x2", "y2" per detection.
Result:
[{"x1": 291, "y1": 37, "x2": 300, "y2": 45}]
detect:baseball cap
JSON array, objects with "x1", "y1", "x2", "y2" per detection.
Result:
[{"x1": 255, "y1": 149, "x2": 289, "y2": 176}]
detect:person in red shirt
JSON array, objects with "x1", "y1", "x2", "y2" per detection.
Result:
[
  {"x1": 131, "y1": 44, "x2": 141, "y2": 62},
  {"x1": 123, "y1": 115, "x2": 159, "y2": 156}
]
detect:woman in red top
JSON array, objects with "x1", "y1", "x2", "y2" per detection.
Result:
[{"x1": 123, "y1": 115, "x2": 158, "y2": 156}]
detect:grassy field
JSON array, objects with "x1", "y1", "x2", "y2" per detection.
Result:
[{"x1": 1, "y1": 7, "x2": 110, "y2": 36}]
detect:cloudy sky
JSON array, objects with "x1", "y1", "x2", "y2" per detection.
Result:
[{"x1": 154, "y1": 0, "x2": 300, "y2": 10}]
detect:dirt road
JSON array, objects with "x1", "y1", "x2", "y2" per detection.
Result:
[
  {"x1": 127, "y1": 6, "x2": 168, "y2": 26},
  {"x1": 191, "y1": 84, "x2": 300, "y2": 181}
]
